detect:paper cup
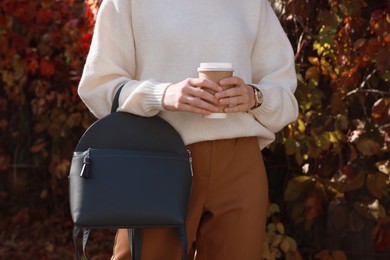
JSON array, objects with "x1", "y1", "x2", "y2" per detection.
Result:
[{"x1": 197, "y1": 63, "x2": 234, "y2": 119}]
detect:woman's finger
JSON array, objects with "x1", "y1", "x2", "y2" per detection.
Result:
[
  {"x1": 218, "y1": 95, "x2": 247, "y2": 106},
  {"x1": 191, "y1": 78, "x2": 222, "y2": 93},
  {"x1": 184, "y1": 95, "x2": 219, "y2": 112},
  {"x1": 219, "y1": 76, "x2": 245, "y2": 87},
  {"x1": 162, "y1": 79, "x2": 220, "y2": 113},
  {"x1": 214, "y1": 76, "x2": 256, "y2": 112}
]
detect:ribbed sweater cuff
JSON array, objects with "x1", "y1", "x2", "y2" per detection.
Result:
[{"x1": 143, "y1": 82, "x2": 171, "y2": 112}]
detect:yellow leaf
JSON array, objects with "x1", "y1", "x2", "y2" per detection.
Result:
[
  {"x1": 280, "y1": 237, "x2": 290, "y2": 253},
  {"x1": 281, "y1": 236, "x2": 298, "y2": 253},
  {"x1": 305, "y1": 66, "x2": 321, "y2": 80},
  {"x1": 267, "y1": 223, "x2": 276, "y2": 233},
  {"x1": 368, "y1": 200, "x2": 386, "y2": 219},
  {"x1": 276, "y1": 222, "x2": 285, "y2": 234},
  {"x1": 297, "y1": 119, "x2": 305, "y2": 133},
  {"x1": 313, "y1": 41, "x2": 324, "y2": 56},
  {"x1": 323, "y1": 43, "x2": 331, "y2": 49},
  {"x1": 308, "y1": 56, "x2": 320, "y2": 65},
  {"x1": 376, "y1": 160, "x2": 390, "y2": 174},
  {"x1": 271, "y1": 234, "x2": 283, "y2": 248},
  {"x1": 267, "y1": 203, "x2": 280, "y2": 218}
]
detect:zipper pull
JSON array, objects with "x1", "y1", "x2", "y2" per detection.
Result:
[
  {"x1": 187, "y1": 150, "x2": 193, "y2": 177},
  {"x1": 80, "y1": 149, "x2": 91, "y2": 178}
]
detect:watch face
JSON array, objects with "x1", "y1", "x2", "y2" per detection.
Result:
[{"x1": 257, "y1": 89, "x2": 263, "y2": 104}]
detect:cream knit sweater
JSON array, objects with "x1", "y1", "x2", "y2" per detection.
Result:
[{"x1": 78, "y1": 0, "x2": 298, "y2": 148}]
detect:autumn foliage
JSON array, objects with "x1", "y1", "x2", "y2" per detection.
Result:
[
  {"x1": 0, "y1": 0, "x2": 389, "y2": 259},
  {"x1": 0, "y1": 0, "x2": 107, "y2": 258},
  {"x1": 0, "y1": 0, "x2": 98, "y2": 179},
  {"x1": 264, "y1": 0, "x2": 390, "y2": 258}
]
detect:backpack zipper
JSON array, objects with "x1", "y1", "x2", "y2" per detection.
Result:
[
  {"x1": 80, "y1": 149, "x2": 91, "y2": 178},
  {"x1": 187, "y1": 149, "x2": 193, "y2": 177}
]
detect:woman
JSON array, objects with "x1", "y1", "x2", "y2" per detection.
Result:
[{"x1": 78, "y1": 0, "x2": 298, "y2": 259}]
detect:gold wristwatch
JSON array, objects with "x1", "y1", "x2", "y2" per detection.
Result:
[{"x1": 249, "y1": 84, "x2": 263, "y2": 110}]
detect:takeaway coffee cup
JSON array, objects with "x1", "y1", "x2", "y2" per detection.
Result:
[{"x1": 197, "y1": 62, "x2": 234, "y2": 119}]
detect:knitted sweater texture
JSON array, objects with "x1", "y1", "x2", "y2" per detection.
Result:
[{"x1": 78, "y1": 0, "x2": 299, "y2": 148}]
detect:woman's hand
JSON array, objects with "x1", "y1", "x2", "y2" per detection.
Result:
[
  {"x1": 162, "y1": 78, "x2": 222, "y2": 114},
  {"x1": 216, "y1": 77, "x2": 256, "y2": 112}
]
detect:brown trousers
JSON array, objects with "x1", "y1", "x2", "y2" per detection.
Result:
[{"x1": 111, "y1": 137, "x2": 268, "y2": 260}]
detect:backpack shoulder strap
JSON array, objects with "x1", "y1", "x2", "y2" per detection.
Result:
[
  {"x1": 111, "y1": 84, "x2": 125, "y2": 113},
  {"x1": 178, "y1": 226, "x2": 188, "y2": 260},
  {"x1": 72, "y1": 226, "x2": 90, "y2": 260}
]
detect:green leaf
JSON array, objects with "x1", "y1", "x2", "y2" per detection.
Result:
[
  {"x1": 295, "y1": 149, "x2": 304, "y2": 166},
  {"x1": 284, "y1": 176, "x2": 315, "y2": 201},
  {"x1": 381, "y1": 70, "x2": 390, "y2": 82},
  {"x1": 335, "y1": 114, "x2": 349, "y2": 131},
  {"x1": 348, "y1": 207, "x2": 365, "y2": 232},
  {"x1": 285, "y1": 137, "x2": 297, "y2": 156},
  {"x1": 355, "y1": 137, "x2": 382, "y2": 156},
  {"x1": 291, "y1": 202, "x2": 305, "y2": 224}
]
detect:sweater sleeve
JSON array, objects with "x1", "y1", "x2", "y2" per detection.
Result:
[
  {"x1": 248, "y1": 0, "x2": 299, "y2": 133},
  {"x1": 78, "y1": 0, "x2": 170, "y2": 119}
]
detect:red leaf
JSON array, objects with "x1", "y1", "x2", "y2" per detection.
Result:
[
  {"x1": 0, "y1": 119, "x2": 8, "y2": 130},
  {"x1": 30, "y1": 140, "x2": 47, "y2": 153},
  {"x1": 39, "y1": 57, "x2": 55, "y2": 77},
  {"x1": 37, "y1": 9, "x2": 53, "y2": 24},
  {"x1": 0, "y1": 154, "x2": 11, "y2": 172},
  {"x1": 27, "y1": 58, "x2": 39, "y2": 75},
  {"x1": 12, "y1": 208, "x2": 30, "y2": 225},
  {"x1": 305, "y1": 194, "x2": 323, "y2": 220}
]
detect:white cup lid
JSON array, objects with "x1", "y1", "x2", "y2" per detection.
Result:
[
  {"x1": 204, "y1": 113, "x2": 227, "y2": 119},
  {"x1": 197, "y1": 62, "x2": 234, "y2": 72}
]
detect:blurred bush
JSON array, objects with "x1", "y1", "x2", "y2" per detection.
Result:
[
  {"x1": 0, "y1": 0, "x2": 389, "y2": 259},
  {"x1": 0, "y1": 0, "x2": 100, "y2": 193},
  {"x1": 265, "y1": 0, "x2": 390, "y2": 259}
]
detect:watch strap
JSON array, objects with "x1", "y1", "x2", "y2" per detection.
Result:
[{"x1": 248, "y1": 84, "x2": 263, "y2": 110}]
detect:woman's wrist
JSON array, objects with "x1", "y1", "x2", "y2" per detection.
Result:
[
  {"x1": 161, "y1": 83, "x2": 173, "y2": 110},
  {"x1": 248, "y1": 84, "x2": 263, "y2": 110}
]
